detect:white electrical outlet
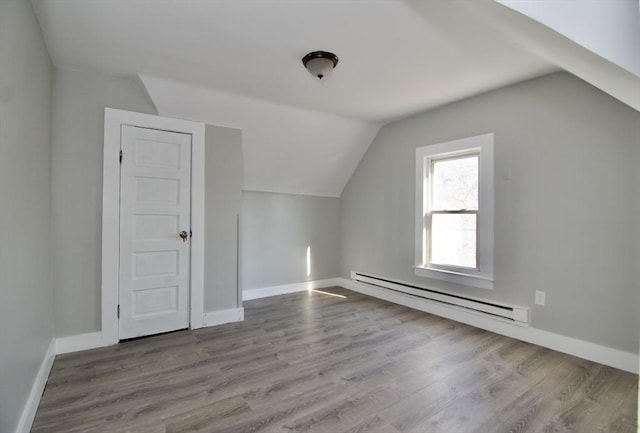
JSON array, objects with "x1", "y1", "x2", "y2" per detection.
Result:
[{"x1": 535, "y1": 290, "x2": 546, "y2": 306}]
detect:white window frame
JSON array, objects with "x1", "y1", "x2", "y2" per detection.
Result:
[{"x1": 414, "y1": 133, "x2": 494, "y2": 289}]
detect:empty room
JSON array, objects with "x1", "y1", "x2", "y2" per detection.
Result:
[{"x1": 1, "y1": 1, "x2": 638, "y2": 432}]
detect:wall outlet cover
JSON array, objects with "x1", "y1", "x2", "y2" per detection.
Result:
[{"x1": 535, "y1": 290, "x2": 546, "y2": 306}]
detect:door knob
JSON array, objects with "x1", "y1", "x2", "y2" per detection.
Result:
[{"x1": 179, "y1": 230, "x2": 189, "y2": 242}]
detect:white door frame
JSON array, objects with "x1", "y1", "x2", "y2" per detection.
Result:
[{"x1": 102, "y1": 108, "x2": 205, "y2": 345}]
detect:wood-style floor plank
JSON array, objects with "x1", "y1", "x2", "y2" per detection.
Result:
[{"x1": 31, "y1": 287, "x2": 638, "y2": 433}]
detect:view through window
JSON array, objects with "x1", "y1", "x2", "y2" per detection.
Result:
[{"x1": 429, "y1": 154, "x2": 479, "y2": 269}]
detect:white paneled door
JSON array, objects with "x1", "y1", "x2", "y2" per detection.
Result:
[{"x1": 119, "y1": 125, "x2": 192, "y2": 339}]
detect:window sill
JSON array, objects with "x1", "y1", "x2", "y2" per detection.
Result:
[{"x1": 413, "y1": 265, "x2": 494, "y2": 290}]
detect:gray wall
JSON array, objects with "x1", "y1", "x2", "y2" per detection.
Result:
[
  {"x1": 242, "y1": 191, "x2": 340, "y2": 291},
  {"x1": 51, "y1": 68, "x2": 158, "y2": 337},
  {"x1": 340, "y1": 72, "x2": 640, "y2": 353},
  {"x1": 0, "y1": 2, "x2": 54, "y2": 432},
  {"x1": 204, "y1": 125, "x2": 243, "y2": 311}
]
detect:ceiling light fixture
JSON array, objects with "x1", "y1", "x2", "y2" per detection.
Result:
[{"x1": 302, "y1": 51, "x2": 339, "y2": 80}]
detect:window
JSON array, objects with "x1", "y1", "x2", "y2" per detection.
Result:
[{"x1": 415, "y1": 133, "x2": 494, "y2": 289}]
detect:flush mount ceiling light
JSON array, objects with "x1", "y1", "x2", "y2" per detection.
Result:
[{"x1": 302, "y1": 51, "x2": 339, "y2": 80}]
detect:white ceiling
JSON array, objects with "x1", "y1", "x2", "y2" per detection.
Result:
[
  {"x1": 141, "y1": 75, "x2": 379, "y2": 197},
  {"x1": 32, "y1": 0, "x2": 635, "y2": 197}
]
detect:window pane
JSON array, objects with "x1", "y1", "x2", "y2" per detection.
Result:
[
  {"x1": 431, "y1": 214, "x2": 476, "y2": 268},
  {"x1": 432, "y1": 155, "x2": 478, "y2": 211}
]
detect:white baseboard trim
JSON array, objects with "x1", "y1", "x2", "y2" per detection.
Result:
[
  {"x1": 55, "y1": 331, "x2": 104, "y2": 355},
  {"x1": 336, "y1": 277, "x2": 638, "y2": 374},
  {"x1": 203, "y1": 308, "x2": 245, "y2": 327},
  {"x1": 16, "y1": 312, "x2": 242, "y2": 432},
  {"x1": 243, "y1": 278, "x2": 339, "y2": 301},
  {"x1": 15, "y1": 339, "x2": 56, "y2": 433}
]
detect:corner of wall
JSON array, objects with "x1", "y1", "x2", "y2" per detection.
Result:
[
  {"x1": 133, "y1": 73, "x2": 159, "y2": 115},
  {"x1": 14, "y1": 339, "x2": 56, "y2": 433}
]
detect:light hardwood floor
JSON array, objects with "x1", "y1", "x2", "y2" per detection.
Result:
[{"x1": 32, "y1": 287, "x2": 637, "y2": 433}]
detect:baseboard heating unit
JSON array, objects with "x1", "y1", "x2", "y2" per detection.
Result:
[{"x1": 351, "y1": 271, "x2": 529, "y2": 325}]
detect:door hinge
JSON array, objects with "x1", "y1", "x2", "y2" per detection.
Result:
[
  {"x1": 119, "y1": 150, "x2": 123, "y2": 164},
  {"x1": 117, "y1": 304, "x2": 120, "y2": 319},
  {"x1": 189, "y1": 230, "x2": 193, "y2": 238}
]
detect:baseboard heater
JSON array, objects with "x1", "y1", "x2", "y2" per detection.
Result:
[{"x1": 351, "y1": 271, "x2": 529, "y2": 325}]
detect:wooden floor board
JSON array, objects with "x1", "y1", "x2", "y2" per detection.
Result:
[{"x1": 32, "y1": 287, "x2": 637, "y2": 433}]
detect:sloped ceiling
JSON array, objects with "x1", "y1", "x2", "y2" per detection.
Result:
[
  {"x1": 141, "y1": 76, "x2": 379, "y2": 197},
  {"x1": 32, "y1": 0, "x2": 637, "y2": 197},
  {"x1": 479, "y1": 0, "x2": 640, "y2": 112}
]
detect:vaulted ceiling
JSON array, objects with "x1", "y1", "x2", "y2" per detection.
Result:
[{"x1": 32, "y1": 0, "x2": 639, "y2": 197}]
